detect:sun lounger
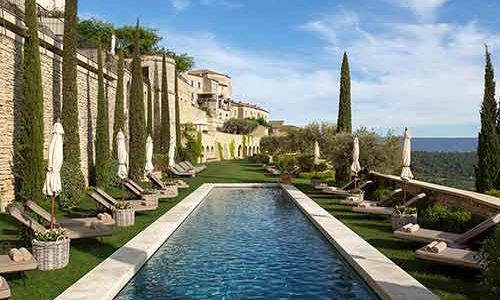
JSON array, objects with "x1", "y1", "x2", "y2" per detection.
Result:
[
  {"x1": 168, "y1": 165, "x2": 195, "y2": 177},
  {"x1": 354, "y1": 188, "x2": 403, "y2": 206},
  {"x1": 264, "y1": 165, "x2": 281, "y2": 176},
  {"x1": 184, "y1": 161, "x2": 206, "y2": 171},
  {"x1": 394, "y1": 214, "x2": 500, "y2": 244},
  {"x1": 0, "y1": 276, "x2": 10, "y2": 299},
  {"x1": 415, "y1": 244, "x2": 485, "y2": 269},
  {"x1": 322, "y1": 180, "x2": 374, "y2": 198},
  {"x1": 147, "y1": 174, "x2": 179, "y2": 198},
  {"x1": 148, "y1": 173, "x2": 168, "y2": 189},
  {"x1": 25, "y1": 200, "x2": 115, "y2": 227},
  {"x1": 90, "y1": 188, "x2": 157, "y2": 212},
  {"x1": 0, "y1": 250, "x2": 38, "y2": 275},
  {"x1": 180, "y1": 161, "x2": 206, "y2": 173},
  {"x1": 8, "y1": 206, "x2": 111, "y2": 239},
  {"x1": 352, "y1": 193, "x2": 426, "y2": 215}
]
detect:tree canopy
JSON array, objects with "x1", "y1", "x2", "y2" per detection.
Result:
[{"x1": 77, "y1": 17, "x2": 113, "y2": 46}]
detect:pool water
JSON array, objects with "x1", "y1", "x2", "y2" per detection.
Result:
[{"x1": 116, "y1": 188, "x2": 378, "y2": 299}]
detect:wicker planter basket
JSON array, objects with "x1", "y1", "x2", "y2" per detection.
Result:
[
  {"x1": 32, "y1": 238, "x2": 70, "y2": 271},
  {"x1": 391, "y1": 212, "x2": 418, "y2": 230},
  {"x1": 114, "y1": 209, "x2": 135, "y2": 227}
]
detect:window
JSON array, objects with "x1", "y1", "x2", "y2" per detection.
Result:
[{"x1": 198, "y1": 82, "x2": 201, "y2": 88}]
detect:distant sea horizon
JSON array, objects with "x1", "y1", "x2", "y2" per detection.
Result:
[{"x1": 412, "y1": 137, "x2": 477, "y2": 152}]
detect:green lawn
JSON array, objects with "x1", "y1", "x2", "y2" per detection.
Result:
[{"x1": 0, "y1": 160, "x2": 479, "y2": 299}]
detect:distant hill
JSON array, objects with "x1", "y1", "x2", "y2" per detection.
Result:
[{"x1": 412, "y1": 137, "x2": 477, "y2": 152}]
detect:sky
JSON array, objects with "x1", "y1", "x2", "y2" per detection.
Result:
[{"x1": 78, "y1": 0, "x2": 500, "y2": 137}]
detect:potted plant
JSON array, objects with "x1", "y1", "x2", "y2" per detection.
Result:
[
  {"x1": 391, "y1": 206, "x2": 418, "y2": 230},
  {"x1": 32, "y1": 228, "x2": 70, "y2": 271},
  {"x1": 113, "y1": 201, "x2": 135, "y2": 227}
]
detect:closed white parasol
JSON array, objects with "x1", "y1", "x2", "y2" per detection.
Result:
[
  {"x1": 351, "y1": 137, "x2": 361, "y2": 176},
  {"x1": 145, "y1": 135, "x2": 154, "y2": 174},
  {"x1": 400, "y1": 128, "x2": 413, "y2": 180},
  {"x1": 116, "y1": 130, "x2": 128, "y2": 179},
  {"x1": 313, "y1": 141, "x2": 321, "y2": 165},
  {"x1": 168, "y1": 135, "x2": 176, "y2": 167},
  {"x1": 43, "y1": 122, "x2": 64, "y2": 229}
]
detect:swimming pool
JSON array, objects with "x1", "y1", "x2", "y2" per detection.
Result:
[{"x1": 115, "y1": 188, "x2": 378, "y2": 299}]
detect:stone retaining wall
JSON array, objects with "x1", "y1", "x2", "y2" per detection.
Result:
[
  {"x1": 0, "y1": 8, "x2": 141, "y2": 211},
  {"x1": 369, "y1": 172, "x2": 500, "y2": 217}
]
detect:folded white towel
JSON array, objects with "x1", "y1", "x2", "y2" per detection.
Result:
[
  {"x1": 8, "y1": 248, "x2": 23, "y2": 262},
  {"x1": 401, "y1": 223, "x2": 413, "y2": 232},
  {"x1": 18, "y1": 247, "x2": 32, "y2": 261},
  {"x1": 431, "y1": 241, "x2": 447, "y2": 253},
  {"x1": 425, "y1": 241, "x2": 438, "y2": 252},
  {"x1": 408, "y1": 224, "x2": 420, "y2": 233}
]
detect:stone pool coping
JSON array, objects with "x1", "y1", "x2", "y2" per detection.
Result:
[
  {"x1": 56, "y1": 183, "x2": 437, "y2": 300},
  {"x1": 281, "y1": 184, "x2": 438, "y2": 300}
]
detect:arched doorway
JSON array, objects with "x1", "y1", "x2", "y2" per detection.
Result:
[{"x1": 238, "y1": 145, "x2": 242, "y2": 158}]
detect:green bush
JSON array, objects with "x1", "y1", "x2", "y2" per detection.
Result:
[
  {"x1": 486, "y1": 189, "x2": 500, "y2": 198},
  {"x1": 420, "y1": 204, "x2": 484, "y2": 233},
  {"x1": 59, "y1": 163, "x2": 86, "y2": 209},
  {"x1": 217, "y1": 142, "x2": 224, "y2": 161},
  {"x1": 374, "y1": 188, "x2": 392, "y2": 201},
  {"x1": 393, "y1": 206, "x2": 417, "y2": 215},
  {"x1": 481, "y1": 228, "x2": 500, "y2": 298},
  {"x1": 249, "y1": 154, "x2": 269, "y2": 164},
  {"x1": 220, "y1": 118, "x2": 258, "y2": 135},
  {"x1": 299, "y1": 171, "x2": 335, "y2": 180},
  {"x1": 296, "y1": 154, "x2": 328, "y2": 172},
  {"x1": 275, "y1": 154, "x2": 297, "y2": 172}
]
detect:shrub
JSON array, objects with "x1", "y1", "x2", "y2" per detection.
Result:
[
  {"x1": 420, "y1": 204, "x2": 484, "y2": 233},
  {"x1": 59, "y1": 163, "x2": 86, "y2": 209},
  {"x1": 229, "y1": 139, "x2": 235, "y2": 158},
  {"x1": 217, "y1": 142, "x2": 224, "y2": 161},
  {"x1": 481, "y1": 228, "x2": 500, "y2": 298},
  {"x1": 374, "y1": 188, "x2": 392, "y2": 201},
  {"x1": 486, "y1": 189, "x2": 500, "y2": 198},
  {"x1": 393, "y1": 206, "x2": 417, "y2": 215},
  {"x1": 275, "y1": 154, "x2": 297, "y2": 172},
  {"x1": 249, "y1": 154, "x2": 269, "y2": 164},
  {"x1": 299, "y1": 171, "x2": 335, "y2": 180},
  {"x1": 220, "y1": 118, "x2": 258, "y2": 135}
]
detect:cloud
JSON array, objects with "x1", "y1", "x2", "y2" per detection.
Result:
[
  {"x1": 302, "y1": 10, "x2": 500, "y2": 136},
  {"x1": 392, "y1": 0, "x2": 449, "y2": 22},
  {"x1": 160, "y1": 30, "x2": 338, "y2": 125},
  {"x1": 168, "y1": 0, "x2": 191, "y2": 11},
  {"x1": 159, "y1": 5, "x2": 500, "y2": 136}
]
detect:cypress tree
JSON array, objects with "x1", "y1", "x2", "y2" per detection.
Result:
[
  {"x1": 336, "y1": 52, "x2": 352, "y2": 134},
  {"x1": 62, "y1": 0, "x2": 81, "y2": 167},
  {"x1": 95, "y1": 44, "x2": 110, "y2": 186},
  {"x1": 476, "y1": 46, "x2": 500, "y2": 192},
  {"x1": 174, "y1": 64, "x2": 182, "y2": 154},
  {"x1": 147, "y1": 82, "x2": 153, "y2": 135},
  {"x1": 160, "y1": 54, "x2": 170, "y2": 153},
  {"x1": 17, "y1": 0, "x2": 45, "y2": 202},
  {"x1": 153, "y1": 62, "x2": 161, "y2": 152},
  {"x1": 128, "y1": 20, "x2": 146, "y2": 180},
  {"x1": 113, "y1": 52, "x2": 125, "y2": 158}
]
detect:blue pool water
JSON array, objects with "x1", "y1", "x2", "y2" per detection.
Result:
[{"x1": 116, "y1": 188, "x2": 378, "y2": 299}]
